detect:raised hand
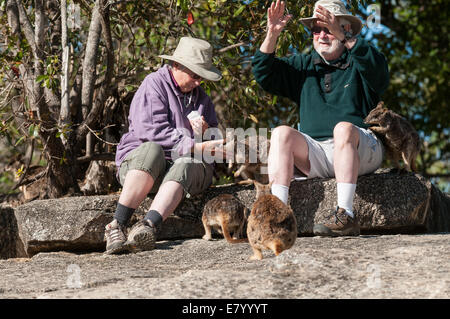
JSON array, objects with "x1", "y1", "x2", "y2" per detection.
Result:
[
  {"x1": 267, "y1": 0, "x2": 292, "y2": 37},
  {"x1": 314, "y1": 5, "x2": 345, "y2": 39},
  {"x1": 260, "y1": 0, "x2": 293, "y2": 53}
]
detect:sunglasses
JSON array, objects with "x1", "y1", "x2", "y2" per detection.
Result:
[
  {"x1": 189, "y1": 72, "x2": 202, "y2": 81},
  {"x1": 311, "y1": 26, "x2": 331, "y2": 35}
]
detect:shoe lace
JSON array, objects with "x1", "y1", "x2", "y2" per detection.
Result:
[
  {"x1": 333, "y1": 213, "x2": 345, "y2": 225},
  {"x1": 326, "y1": 206, "x2": 345, "y2": 225},
  {"x1": 108, "y1": 225, "x2": 126, "y2": 242}
]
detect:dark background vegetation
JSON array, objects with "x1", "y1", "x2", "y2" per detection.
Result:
[{"x1": 0, "y1": 0, "x2": 448, "y2": 203}]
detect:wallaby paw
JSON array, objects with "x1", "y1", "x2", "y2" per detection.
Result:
[{"x1": 202, "y1": 235, "x2": 213, "y2": 241}]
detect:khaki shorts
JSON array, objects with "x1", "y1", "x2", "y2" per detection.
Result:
[
  {"x1": 296, "y1": 127, "x2": 384, "y2": 179},
  {"x1": 118, "y1": 142, "x2": 214, "y2": 197}
]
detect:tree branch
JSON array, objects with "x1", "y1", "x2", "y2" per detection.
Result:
[
  {"x1": 60, "y1": 0, "x2": 71, "y2": 126},
  {"x1": 217, "y1": 42, "x2": 247, "y2": 54},
  {"x1": 77, "y1": 0, "x2": 115, "y2": 145},
  {"x1": 13, "y1": 0, "x2": 36, "y2": 55},
  {"x1": 32, "y1": 0, "x2": 49, "y2": 117},
  {"x1": 82, "y1": 123, "x2": 118, "y2": 146},
  {"x1": 77, "y1": 153, "x2": 115, "y2": 163},
  {"x1": 77, "y1": 0, "x2": 103, "y2": 156},
  {"x1": 105, "y1": 0, "x2": 135, "y2": 7},
  {"x1": 6, "y1": 0, "x2": 21, "y2": 36},
  {"x1": 7, "y1": 1, "x2": 33, "y2": 98},
  {"x1": 80, "y1": 0, "x2": 102, "y2": 121}
]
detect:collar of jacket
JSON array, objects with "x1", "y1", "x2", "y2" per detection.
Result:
[
  {"x1": 160, "y1": 64, "x2": 200, "y2": 109},
  {"x1": 161, "y1": 64, "x2": 200, "y2": 98},
  {"x1": 312, "y1": 49, "x2": 351, "y2": 70}
]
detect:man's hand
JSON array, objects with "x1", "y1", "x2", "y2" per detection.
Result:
[
  {"x1": 314, "y1": 5, "x2": 344, "y2": 39},
  {"x1": 260, "y1": 0, "x2": 292, "y2": 54},
  {"x1": 267, "y1": 0, "x2": 292, "y2": 37},
  {"x1": 314, "y1": 5, "x2": 357, "y2": 49}
]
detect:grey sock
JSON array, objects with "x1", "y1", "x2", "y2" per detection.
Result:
[
  {"x1": 114, "y1": 203, "x2": 135, "y2": 227},
  {"x1": 145, "y1": 210, "x2": 163, "y2": 228}
]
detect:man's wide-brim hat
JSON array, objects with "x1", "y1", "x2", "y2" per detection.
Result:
[
  {"x1": 159, "y1": 37, "x2": 222, "y2": 82},
  {"x1": 300, "y1": 0, "x2": 363, "y2": 36}
]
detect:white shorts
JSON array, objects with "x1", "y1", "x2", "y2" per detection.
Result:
[{"x1": 295, "y1": 127, "x2": 384, "y2": 179}]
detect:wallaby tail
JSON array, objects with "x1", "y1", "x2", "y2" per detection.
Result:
[
  {"x1": 220, "y1": 219, "x2": 248, "y2": 244},
  {"x1": 268, "y1": 239, "x2": 283, "y2": 256},
  {"x1": 402, "y1": 151, "x2": 418, "y2": 172}
]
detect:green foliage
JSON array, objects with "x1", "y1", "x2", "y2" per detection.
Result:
[
  {"x1": 365, "y1": 0, "x2": 449, "y2": 190},
  {"x1": 213, "y1": 173, "x2": 234, "y2": 186},
  {"x1": 0, "y1": 0, "x2": 448, "y2": 195},
  {"x1": 181, "y1": 0, "x2": 315, "y2": 131},
  {"x1": 0, "y1": 171, "x2": 16, "y2": 194}
]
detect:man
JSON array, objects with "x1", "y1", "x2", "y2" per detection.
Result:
[
  {"x1": 252, "y1": 0, "x2": 389, "y2": 236},
  {"x1": 104, "y1": 37, "x2": 224, "y2": 254}
]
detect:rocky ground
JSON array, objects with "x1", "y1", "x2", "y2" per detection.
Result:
[{"x1": 0, "y1": 233, "x2": 448, "y2": 299}]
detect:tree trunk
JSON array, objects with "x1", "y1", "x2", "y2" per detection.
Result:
[
  {"x1": 79, "y1": 0, "x2": 103, "y2": 158},
  {"x1": 60, "y1": 0, "x2": 70, "y2": 127},
  {"x1": 7, "y1": 0, "x2": 79, "y2": 198}
]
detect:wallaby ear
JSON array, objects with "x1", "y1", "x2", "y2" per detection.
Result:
[
  {"x1": 376, "y1": 101, "x2": 384, "y2": 109},
  {"x1": 268, "y1": 180, "x2": 274, "y2": 188}
]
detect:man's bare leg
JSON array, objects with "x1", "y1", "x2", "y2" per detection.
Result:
[
  {"x1": 268, "y1": 125, "x2": 310, "y2": 203},
  {"x1": 333, "y1": 122, "x2": 360, "y2": 218}
]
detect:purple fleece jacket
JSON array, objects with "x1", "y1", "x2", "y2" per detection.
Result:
[{"x1": 115, "y1": 65, "x2": 218, "y2": 169}]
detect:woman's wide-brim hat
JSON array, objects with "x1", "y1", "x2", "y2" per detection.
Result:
[
  {"x1": 159, "y1": 37, "x2": 222, "y2": 82},
  {"x1": 300, "y1": 0, "x2": 363, "y2": 36}
]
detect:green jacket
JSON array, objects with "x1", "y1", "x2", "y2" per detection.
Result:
[{"x1": 252, "y1": 37, "x2": 390, "y2": 141}]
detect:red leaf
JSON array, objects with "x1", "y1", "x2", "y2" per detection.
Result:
[
  {"x1": 11, "y1": 66, "x2": 19, "y2": 77},
  {"x1": 187, "y1": 11, "x2": 194, "y2": 26}
]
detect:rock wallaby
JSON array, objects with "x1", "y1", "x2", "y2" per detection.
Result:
[
  {"x1": 202, "y1": 194, "x2": 249, "y2": 243},
  {"x1": 246, "y1": 181, "x2": 297, "y2": 260},
  {"x1": 225, "y1": 134, "x2": 270, "y2": 185},
  {"x1": 364, "y1": 101, "x2": 421, "y2": 172}
]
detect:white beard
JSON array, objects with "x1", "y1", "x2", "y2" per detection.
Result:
[{"x1": 314, "y1": 38, "x2": 344, "y2": 62}]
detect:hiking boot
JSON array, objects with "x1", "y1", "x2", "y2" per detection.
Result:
[
  {"x1": 313, "y1": 207, "x2": 360, "y2": 237},
  {"x1": 104, "y1": 219, "x2": 129, "y2": 254},
  {"x1": 125, "y1": 219, "x2": 157, "y2": 252}
]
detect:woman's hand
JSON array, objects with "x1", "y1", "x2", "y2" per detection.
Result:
[
  {"x1": 189, "y1": 116, "x2": 209, "y2": 137},
  {"x1": 192, "y1": 139, "x2": 229, "y2": 161}
]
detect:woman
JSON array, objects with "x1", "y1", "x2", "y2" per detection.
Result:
[{"x1": 105, "y1": 37, "x2": 224, "y2": 254}]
